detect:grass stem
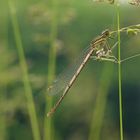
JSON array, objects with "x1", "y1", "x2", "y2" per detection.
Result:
[
  {"x1": 117, "y1": 3, "x2": 124, "y2": 140},
  {"x1": 8, "y1": 1, "x2": 41, "y2": 140},
  {"x1": 44, "y1": 0, "x2": 58, "y2": 140}
]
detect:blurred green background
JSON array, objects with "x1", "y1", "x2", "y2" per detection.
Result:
[{"x1": 0, "y1": 0, "x2": 140, "y2": 140}]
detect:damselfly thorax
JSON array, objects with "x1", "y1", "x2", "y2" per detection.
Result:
[{"x1": 90, "y1": 29, "x2": 111, "y2": 58}]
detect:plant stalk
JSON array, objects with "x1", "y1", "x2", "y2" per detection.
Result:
[
  {"x1": 8, "y1": 1, "x2": 41, "y2": 140},
  {"x1": 44, "y1": 0, "x2": 58, "y2": 140},
  {"x1": 117, "y1": 4, "x2": 124, "y2": 140}
]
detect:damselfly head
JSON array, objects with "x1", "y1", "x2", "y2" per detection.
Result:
[{"x1": 101, "y1": 29, "x2": 110, "y2": 38}]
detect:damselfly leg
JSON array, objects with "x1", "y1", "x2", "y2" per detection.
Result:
[{"x1": 91, "y1": 41, "x2": 118, "y2": 63}]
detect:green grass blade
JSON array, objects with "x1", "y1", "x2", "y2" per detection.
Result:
[
  {"x1": 44, "y1": 0, "x2": 58, "y2": 140},
  {"x1": 0, "y1": 1, "x2": 8, "y2": 139},
  {"x1": 0, "y1": 90, "x2": 7, "y2": 140},
  {"x1": 8, "y1": 1, "x2": 41, "y2": 140}
]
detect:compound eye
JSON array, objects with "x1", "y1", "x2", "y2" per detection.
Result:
[{"x1": 102, "y1": 29, "x2": 110, "y2": 37}]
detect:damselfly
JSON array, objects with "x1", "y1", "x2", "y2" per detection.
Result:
[{"x1": 47, "y1": 29, "x2": 118, "y2": 117}]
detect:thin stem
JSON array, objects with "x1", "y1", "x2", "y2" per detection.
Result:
[
  {"x1": 110, "y1": 23, "x2": 140, "y2": 35},
  {"x1": 0, "y1": 1, "x2": 8, "y2": 139},
  {"x1": 44, "y1": 0, "x2": 58, "y2": 140},
  {"x1": 120, "y1": 53, "x2": 140, "y2": 63},
  {"x1": 117, "y1": 4, "x2": 124, "y2": 140},
  {"x1": 8, "y1": 1, "x2": 41, "y2": 140},
  {"x1": 0, "y1": 88, "x2": 7, "y2": 140}
]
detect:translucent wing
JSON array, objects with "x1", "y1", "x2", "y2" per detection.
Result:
[{"x1": 48, "y1": 45, "x2": 93, "y2": 96}]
